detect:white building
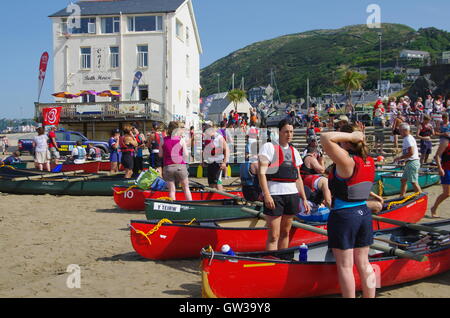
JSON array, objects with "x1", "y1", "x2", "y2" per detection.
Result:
[
  {"x1": 400, "y1": 50, "x2": 430, "y2": 60},
  {"x1": 48, "y1": 0, "x2": 202, "y2": 129}
]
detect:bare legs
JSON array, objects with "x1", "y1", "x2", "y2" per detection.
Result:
[
  {"x1": 333, "y1": 247, "x2": 376, "y2": 298},
  {"x1": 265, "y1": 215, "x2": 294, "y2": 251},
  {"x1": 431, "y1": 184, "x2": 450, "y2": 218}
]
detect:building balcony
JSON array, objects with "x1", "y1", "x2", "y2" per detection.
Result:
[{"x1": 34, "y1": 99, "x2": 166, "y2": 124}]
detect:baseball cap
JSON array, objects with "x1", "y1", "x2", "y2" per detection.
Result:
[{"x1": 333, "y1": 115, "x2": 349, "y2": 124}]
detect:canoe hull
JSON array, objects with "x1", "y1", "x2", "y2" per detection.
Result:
[
  {"x1": 201, "y1": 246, "x2": 450, "y2": 298},
  {"x1": 114, "y1": 186, "x2": 244, "y2": 211},
  {"x1": 373, "y1": 173, "x2": 439, "y2": 196},
  {"x1": 50, "y1": 161, "x2": 101, "y2": 173},
  {"x1": 130, "y1": 193, "x2": 428, "y2": 260}
]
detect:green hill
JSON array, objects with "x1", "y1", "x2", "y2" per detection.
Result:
[{"x1": 200, "y1": 24, "x2": 450, "y2": 101}]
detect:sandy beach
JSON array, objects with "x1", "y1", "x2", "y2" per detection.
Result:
[{"x1": 0, "y1": 135, "x2": 449, "y2": 298}]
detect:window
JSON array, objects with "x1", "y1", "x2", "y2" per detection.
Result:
[
  {"x1": 69, "y1": 133, "x2": 85, "y2": 142},
  {"x1": 61, "y1": 18, "x2": 68, "y2": 34},
  {"x1": 70, "y1": 18, "x2": 96, "y2": 34},
  {"x1": 101, "y1": 17, "x2": 120, "y2": 34},
  {"x1": 176, "y1": 20, "x2": 183, "y2": 39},
  {"x1": 82, "y1": 94, "x2": 96, "y2": 103},
  {"x1": 110, "y1": 46, "x2": 120, "y2": 68},
  {"x1": 137, "y1": 45, "x2": 148, "y2": 68},
  {"x1": 186, "y1": 26, "x2": 190, "y2": 46},
  {"x1": 80, "y1": 47, "x2": 91, "y2": 69},
  {"x1": 128, "y1": 16, "x2": 162, "y2": 32},
  {"x1": 111, "y1": 86, "x2": 120, "y2": 102},
  {"x1": 139, "y1": 85, "x2": 149, "y2": 101},
  {"x1": 186, "y1": 55, "x2": 190, "y2": 78}
]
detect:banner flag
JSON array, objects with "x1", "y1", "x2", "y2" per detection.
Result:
[
  {"x1": 130, "y1": 71, "x2": 143, "y2": 98},
  {"x1": 42, "y1": 107, "x2": 62, "y2": 126},
  {"x1": 38, "y1": 52, "x2": 49, "y2": 102}
]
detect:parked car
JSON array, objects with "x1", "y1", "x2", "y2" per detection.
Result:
[{"x1": 18, "y1": 130, "x2": 109, "y2": 156}]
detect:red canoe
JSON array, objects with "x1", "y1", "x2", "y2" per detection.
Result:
[
  {"x1": 50, "y1": 161, "x2": 100, "y2": 173},
  {"x1": 99, "y1": 161, "x2": 124, "y2": 171},
  {"x1": 129, "y1": 193, "x2": 428, "y2": 260},
  {"x1": 200, "y1": 219, "x2": 450, "y2": 298},
  {"x1": 113, "y1": 185, "x2": 244, "y2": 211}
]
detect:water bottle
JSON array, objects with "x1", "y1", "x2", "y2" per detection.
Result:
[
  {"x1": 299, "y1": 243, "x2": 308, "y2": 262},
  {"x1": 221, "y1": 244, "x2": 236, "y2": 256}
]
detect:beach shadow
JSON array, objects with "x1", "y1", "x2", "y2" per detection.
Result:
[
  {"x1": 163, "y1": 283, "x2": 201, "y2": 298},
  {"x1": 95, "y1": 208, "x2": 144, "y2": 215},
  {"x1": 97, "y1": 252, "x2": 151, "y2": 263}
]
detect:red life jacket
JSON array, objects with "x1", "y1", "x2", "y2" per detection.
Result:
[
  {"x1": 328, "y1": 155, "x2": 375, "y2": 202},
  {"x1": 119, "y1": 136, "x2": 134, "y2": 153},
  {"x1": 442, "y1": 144, "x2": 450, "y2": 171},
  {"x1": 266, "y1": 144, "x2": 299, "y2": 183},
  {"x1": 203, "y1": 136, "x2": 224, "y2": 158}
]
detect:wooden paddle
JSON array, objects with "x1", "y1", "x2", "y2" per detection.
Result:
[
  {"x1": 241, "y1": 206, "x2": 428, "y2": 262},
  {"x1": 11, "y1": 170, "x2": 85, "y2": 182},
  {"x1": 372, "y1": 215, "x2": 450, "y2": 235}
]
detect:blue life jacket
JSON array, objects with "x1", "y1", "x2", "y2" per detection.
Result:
[
  {"x1": 240, "y1": 162, "x2": 259, "y2": 187},
  {"x1": 74, "y1": 146, "x2": 86, "y2": 160}
]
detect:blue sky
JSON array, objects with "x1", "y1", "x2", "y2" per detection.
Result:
[{"x1": 0, "y1": 0, "x2": 449, "y2": 119}]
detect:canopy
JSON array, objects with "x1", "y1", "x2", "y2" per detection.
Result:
[
  {"x1": 52, "y1": 92, "x2": 79, "y2": 99},
  {"x1": 97, "y1": 90, "x2": 121, "y2": 97}
]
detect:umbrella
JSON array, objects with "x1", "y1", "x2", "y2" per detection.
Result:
[
  {"x1": 52, "y1": 92, "x2": 79, "y2": 99},
  {"x1": 78, "y1": 90, "x2": 98, "y2": 96},
  {"x1": 97, "y1": 90, "x2": 121, "y2": 97}
]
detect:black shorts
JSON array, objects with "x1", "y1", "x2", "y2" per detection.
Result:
[
  {"x1": 327, "y1": 204, "x2": 373, "y2": 250},
  {"x1": 121, "y1": 152, "x2": 134, "y2": 170},
  {"x1": 207, "y1": 162, "x2": 223, "y2": 185},
  {"x1": 133, "y1": 156, "x2": 144, "y2": 174},
  {"x1": 263, "y1": 193, "x2": 300, "y2": 217},
  {"x1": 149, "y1": 152, "x2": 163, "y2": 168}
]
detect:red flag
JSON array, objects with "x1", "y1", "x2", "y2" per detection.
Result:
[
  {"x1": 42, "y1": 107, "x2": 62, "y2": 126},
  {"x1": 38, "y1": 52, "x2": 49, "y2": 102}
]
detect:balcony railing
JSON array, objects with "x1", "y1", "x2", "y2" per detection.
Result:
[{"x1": 35, "y1": 99, "x2": 166, "y2": 122}]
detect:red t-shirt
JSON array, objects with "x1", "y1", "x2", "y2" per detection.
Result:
[{"x1": 48, "y1": 131, "x2": 58, "y2": 148}]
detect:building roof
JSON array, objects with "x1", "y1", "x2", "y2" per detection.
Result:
[
  {"x1": 206, "y1": 97, "x2": 231, "y2": 115},
  {"x1": 49, "y1": 0, "x2": 186, "y2": 17},
  {"x1": 400, "y1": 49, "x2": 430, "y2": 56}
]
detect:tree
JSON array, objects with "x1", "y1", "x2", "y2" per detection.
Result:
[
  {"x1": 335, "y1": 68, "x2": 367, "y2": 105},
  {"x1": 228, "y1": 89, "x2": 247, "y2": 112}
]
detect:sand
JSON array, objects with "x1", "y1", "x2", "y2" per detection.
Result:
[{"x1": 0, "y1": 134, "x2": 449, "y2": 298}]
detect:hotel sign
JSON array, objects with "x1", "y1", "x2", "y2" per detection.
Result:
[
  {"x1": 82, "y1": 47, "x2": 112, "y2": 83},
  {"x1": 83, "y1": 74, "x2": 112, "y2": 83}
]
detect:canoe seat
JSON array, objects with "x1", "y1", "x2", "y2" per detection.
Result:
[{"x1": 198, "y1": 221, "x2": 218, "y2": 228}]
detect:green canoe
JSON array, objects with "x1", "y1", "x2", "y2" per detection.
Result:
[
  {"x1": 145, "y1": 199, "x2": 260, "y2": 221},
  {"x1": 0, "y1": 167, "x2": 135, "y2": 196},
  {"x1": 372, "y1": 172, "x2": 440, "y2": 196}
]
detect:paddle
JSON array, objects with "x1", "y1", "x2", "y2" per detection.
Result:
[
  {"x1": 372, "y1": 215, "x2": 449, "y2": 235},
  {"x1": 240, "y1": 206, "x2": 428, "y2": 262},
  {"x1": 11, "y1": 170, "x2": 85, "y2": 182},
  {"x1": 66, "y1": 171, "x2": 125, "y2": 183},
  {"x1": 188, "y1": 180, "x2": 264, "y2": 207}
]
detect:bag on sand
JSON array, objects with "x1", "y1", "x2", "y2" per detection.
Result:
[{"x1": 135, "y1": 167, "x2": 167, "y2": 191}]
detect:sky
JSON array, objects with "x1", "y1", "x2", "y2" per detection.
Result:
[{"x1": 0, "y1": 0, "x2": 449, "y2": 119}]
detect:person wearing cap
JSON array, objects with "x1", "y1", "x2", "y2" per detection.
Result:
[
  {"x1": 109, "y1": 129, "x2": 122, "y2": 173},
  {"x1": 333, "y1": 115, "x2": 349, "y2": 131}
]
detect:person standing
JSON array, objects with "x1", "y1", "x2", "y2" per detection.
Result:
[
  {"x1": 33, "y1": 127, "x2": 51, "y2": 172},
  {"x1": 391, "y1": 113, "x2": 405, "y2": 154},
  {"x1": 47, "y1": 126, "x2": 60, "y2": 164},
  {"x1": 203, "y1": 125, "x2": 230, "y2": 191},
  {"x1": 320, "y1": 124, "x2": 376, "y2": 298},
  {"x1": 1, "y1": 136, "x2": 9, "y2": 155},
  {"x1": 394, "y1": 123, "x2": 422, "y2": 198},
  {"x1": 159, "y1": 121, "x2": 192, "y2": 201},
  {"x1": 431, "y1": 137, "x2": 450, "y2": 218},
  {"x1": 120, "y1": 126, "x2": 138, "y2": 179},
  {"x1": 416, "y1": 115, "x2": 434, "y2": 165},
  {"x1": 258, "y1": 119, "x2": 310, "y2": 251},
  {"x1": 132, "y1": 125, "x2": 146, "y2": 176},
  {"x1": 108, "y1": 129, "x2": 122, "y2": 173},
  {"x1": 147, "y1": 124, "x2": 164, "y2": 177}
]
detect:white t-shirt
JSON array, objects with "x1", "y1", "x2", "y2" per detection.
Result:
[
  {"x1": 33, "y1": 135, "x2": 49, "y2": 152},
  {"x1": 71, "y1": 146, "x2": 86, "y2": 164},
  {"x1": 259, "y1": 142, "x2": 302, "y2": 195},
  {"x1": 204, "y1": 133, "x2": 226, "y2": 164},
  {"x1": 402, "y1": 135, "x2": 420, "y2": 161}
]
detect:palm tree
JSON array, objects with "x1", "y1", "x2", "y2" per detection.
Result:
[
  {"x1": 336, "y1": 68, "x2": 367, "y2": 106},
  {"x1": 228, "y1": 89, "x2": 247, "y2": 112}
]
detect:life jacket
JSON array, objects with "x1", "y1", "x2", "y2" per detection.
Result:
[
  {"x1": 203, "y1": 135, "x2": 224, "y2": 158},
  {"x1": 266, "y1": 144, "x2": 299, "y2": 183},
  {"x1": 303, "y1": 175, "x2": 324, "y2": 206},
  {"x1": 90, "y1": 147, "x2": 102, "y2": 160},
  {"x1": 442, "y1": 144, "x2": 450, "y2": 171},
  {"x1": 119, "y1": 136, "x2": 134, "y2": 153},
  {"x1": 240, "y1": 161, "x2": 259, "y2": 187},
  {"x1": 300, "y1": 155, "x2": 318, "y2": 177},
  {"x1": 328, "y1": 155, "x2": 375, "y2": 203},
  {"x1": 248, "y1": 127, "x2": 259, "y2": 139},
  {"x1": 74, "y1": 146, "x2": 86, "y2": 160},
  {"x1": 419, "y1": 124, "x2": 433, "y2": 137}
]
